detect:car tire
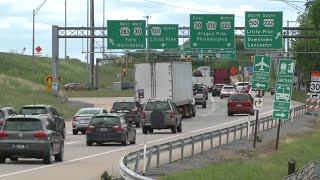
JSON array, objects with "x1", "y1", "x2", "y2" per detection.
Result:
[
  {"x1": 220, "y1": 96, "x2": 223, "y2": 99},
  {"x1": 177, "y1": 122, "x2": 182, "y2": 133},
  {"x1": 0, "y1": 156, "x2": 6, "y2": 164},
  {"x1": 10, "y1": 157, "x2": 18, "y2": 161},
  {"x1": 149, "y1": 129, "x2": 153, "y2": 133},
  {"x1": 122, "y1": 134, "x2": 128, "y2": 146},
  {"x1": 72, "y1": 130, "x2": 78, "y2": 135},
  {"x1": 202, "y1": 103, "x2": 206, "y2": 108},
  {"x1": 271, "y1": 92, "x2": 274, "y2": 95},
  {"x1": 171, "y1": 123, "x2": 177, "y2": 134},
  {"x1": 43, "y1": 146, "x2": 53, "y2": 164},
  {"x1": 192, "y1": 108, "x2": 196, "y2": 117},
  {"x1": 142, "y1": 127, "x2": 148, "y2": 134},
  {"x1": 81, "y1": 130, "x2": 86, "y2": 135},
  {"x1": 251, "y1": 111, "x2": 255, "y2": 116},
  {"x1": 62, "y1": 127, "x2": 66, "y2": 139},
  {"x1": 228, "y1": 112, "x2": 233, "y2": 116},
  {"x1": 130, "y1": 132, "x2": 136, "y2": 144},
  {"x1": 206, "y1": 96, "x2": 208, "y2": 100},
  {"x1": 86, "y1": 140, "x2": 93, "y2": 146},
  {"x1": 54, "y1": 142, "x2": 64, "y2": 162},
  {"x1": 135, "y1": 121, "x2": 140, "y2": 128}
]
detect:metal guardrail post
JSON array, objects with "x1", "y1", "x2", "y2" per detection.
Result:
[
  {"x1": 201, "y1": 134, "x2": 204, "y2": 153},
  {"x1": 210, "y1": 132, "x2": 213, "y2": 149},
  {"x1": 233, "y1": 126, "x2": 236, "y2": 142},
  {"x1": 267, "y1": 117, "x2": 270, "y2": 129},
  {"x1": 226, "y1": 128, "x2": 229, "y2": 144},
  {"x1": 146, "y1": 147, "x2": 153, "y2": 170},
  {"x1": 156, "y1": 145, "x2": 160, "y2": 168},
  {"x1": 169, "y1": 142, "x2": 172, "y2": 164},
  {"x1": 134, "y1": 151, "x2": 140, "y2": 172},
  {"x1": 181, "y1": 139, "x2": 184, "y2": 161},
  {"x1": 240, "y1": 124, "x2": 243, "y2": 139},
  {"x1": 247, "y1": 115, "x2": 250, "y2": 139},
  {"x1": 262, "y1": 117, "x2": 265, "y2": 130},
  {"x1": 252, "y1": 121, "x2": 255, "y2": 135},
  {"x1": 288, "y1": 158, "x2": 296, "y2": 175},
  {"x1": 219, "y1": 130, "x2": 222, "y2": 146},
  {"x1": 191, "y1": 136, "x2": 194, "y2": 157}
]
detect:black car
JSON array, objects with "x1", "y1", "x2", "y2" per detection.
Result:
[
  {"x1": 270, "y1": 86, "x2": 275, "y2": 95},
  {"x1": 0, "y1": 115, "x2": 64, "y2": 164},
  {"x1": 212, "y1": 84, "x2": 224, "y2": 96},
  {"x1": 0, "y1": 106, "x2": 17, "y2": 130},
  {"x1": 86, "y1": 113, "x2": 136, "y2": 146},
  {"x1": 110, "y1": 101, "x2": 143, "y2": 127},
  {"x1": 19, "y1": 105, "x2": 66, "y2": 139}
]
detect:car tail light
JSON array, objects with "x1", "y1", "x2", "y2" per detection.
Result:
[
  {"x1": 221, "y1": 89, "x2": 226, "y2": 92},
  {"x1": 86, "y1": 125, "x2": 94, "y2": 133},
  {"x1": 0, "y1": 131, "x2": 8, "y2": 137},
  {"x1": 212, "y1": 88, "x2": 217, "y2": 91},
  {"x1": 113, "y1": 125, "x2": 125, "y2": 131},
  {"x1": 73, "y1": 116, "x2": 78, "y2": 122},
  {"x1": 131, "y1": 107, "x2": 137, "y2": 112},
  {"x1": 169, "y1": 111, "x2": 174, "y2": 119},
  {"x1": 34, "y1": 131, "x2": 47, "y2": 138},
  {"x1": 141, "y1": 112, "x2": 145, "y2": 119},
  {"x1": 0, "y1": 121, "x2": 4, "y2": 126}
]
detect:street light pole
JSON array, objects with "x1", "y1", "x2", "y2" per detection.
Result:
[
  {"x1": 65, "y1": 0, "x2": 67, "y2": 60},
  {"x1": 143, "y1": 15, "x2": 151, "y2": 63},
  {"x1": 32, "y1": 0, "x2": 48, "y2": 76}
]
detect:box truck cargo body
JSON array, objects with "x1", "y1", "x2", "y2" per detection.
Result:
[{"x1": 135, "y1": 62, "x2": 194, "y2": 117}]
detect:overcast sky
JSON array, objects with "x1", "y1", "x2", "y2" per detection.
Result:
[{"x1": 0, "y1": 0, "x2": 305, "y2": 61}]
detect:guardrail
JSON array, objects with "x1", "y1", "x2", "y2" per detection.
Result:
[{"x1": 119, "y1": 105, "x2": 307, "y2": 180}]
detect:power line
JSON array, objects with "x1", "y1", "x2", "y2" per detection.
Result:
[
  {"x1": 280, "y1": 0, "x2": 305, "y2": 13},
  {"x1": 143, "y1": 0, "x2": 245, "y2": 18}
]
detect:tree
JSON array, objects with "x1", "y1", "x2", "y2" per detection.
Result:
[{"x1": 310, "y1": 0, "x2": 320, "y2": 29}]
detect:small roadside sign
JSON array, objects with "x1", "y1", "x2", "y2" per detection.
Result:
[
  {"x1": 253, "y1": 97, "x2": 263, "y2": 110},
  {"x1": 35, "y1": 46, "x2": 42, "y2": 54},
  {"x1": 45, "y1": 75, "x2": 54, "y2": 83},
  {"x1": 252, "y1": 55, "x2": 271, "y2": 90}
]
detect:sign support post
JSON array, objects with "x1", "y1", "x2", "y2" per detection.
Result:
[
  {"x1": 275, "y1": 119, "x2": 281, "y2": 150},
  {"x1": 253, "y1": 90, "x2": 260, "y2": 148}
]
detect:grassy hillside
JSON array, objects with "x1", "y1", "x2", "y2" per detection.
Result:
[{"x1": 0, "y1": 52, "x2": 134, "y2": 119}]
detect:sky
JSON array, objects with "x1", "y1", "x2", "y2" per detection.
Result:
[{"x1": 0, "y1": 0, "x2": 305, "y2": 61}]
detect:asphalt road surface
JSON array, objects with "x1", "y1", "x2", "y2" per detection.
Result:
[{"x1": 0, "y1": 93, "x2": 303, "y2": 180}]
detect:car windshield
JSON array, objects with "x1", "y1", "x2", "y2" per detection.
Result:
[
  {"x1": 230, "y1": 94, "x2": 250, "y2": 101},
  {"x1": 223, "y1": 86, "x2": 235, "y2": 90},
  {"x1": 194, "y1": 89, "x2": 203, "y2": 94},
  {"x1": 3, "y1": 118, "x2": 42, "y2": 131},
  {"x1": 19, "y1": 107, "x2": 47, "y2": 115},
  {"x1": 214, "y1": 85, "x2": 224, "y2": 88},
  {"x1": 0, "y1": 110, "x2": 4, "y2": 119},
  {"x1": 77, "y1": 108, "x2": 100, "y2": 115},
  {"x1": 90, "y1": 116, "x2": 120, "y2": 126},
  {"x1": 112, "y1": 102, "x2": 135, "y2": 110},
  {"x1": 237, "y1": 83, "x2": 248, "y2": 86},
  {"x1": 144, "y1": 102, "x2": 171, "y2": 111}
]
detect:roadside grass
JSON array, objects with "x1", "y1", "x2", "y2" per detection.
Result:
[
  {"x1": 0, "y1": 74, "x2": 77, "y2": 120},
  {"x1": 160, "y1": 123, "x2": 320, "y2": 180},
  {"x1": 62, "y1": 89, "x2": 134, "y2": 97},
  {"x1": 291, "y1": 90, "x2": 307, "y2": 103}
]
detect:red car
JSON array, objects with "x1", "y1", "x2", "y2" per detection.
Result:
[{"x1": 227, "y1": 93, "x2": 254, "y2": 116}]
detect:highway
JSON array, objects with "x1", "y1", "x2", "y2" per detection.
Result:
[{"x1": 0, "y1": 93, "x2": 303, "y2": 180}]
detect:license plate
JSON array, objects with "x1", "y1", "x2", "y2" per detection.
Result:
[
  {"x1": 15, "y1": 144, "x2": 25, "y2": 149},
  {"x1": 100, "y1": 128, "x2": 109, "y2": 132},
  {"x1": 80, "y1": 120, "x2": 89, "y2": 124},
  {"x1": 227, "y1": 90, "x2": 230, "y2": 92},
  {"x1": 145, "y1": 122, "x2": 151, "y2": 126},
  {"x1": 236, "y1": 104, "x2": 243, "y2": 107}
]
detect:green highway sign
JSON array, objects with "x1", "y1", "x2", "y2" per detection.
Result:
[
  {"x1": 178, "y1": 46, "x2": 193, "y2": 56},
  {"x1": 219, "y1": 49, "x2": 236, "y2": 59},
  {"x1": 272, "y1": 110, "x2": 289, "y2": 120},
  {"x1": 107, "y1": 20, "x2": 146, "y2": 49},
  {"x1": 252, "y1": 80, "x2": 268, "y2": 89},
  {"x1": 245, "y1": 11, "x2": 283, "y2": 49},
  {"x1": 273, "y1": 101, "x2": 291, "y2": 111},
  {"x1": 274, "y1": 85, "x2": 292, "y2": 102},
  {"x1": 277, "y1": 59, "x2": 296, "y2": 77},
  {"x1": 190, "y1": 14, "x2": 235, "y2": 49},
  {"x1": 276, "y1": 76, "x2": 294, "y2": 85},
  {"x1": 178, "y1": 46, "x2": 236, "y2": 59},
  {"x1": 252, "y1": 55, "x2": 271, "y2": 90},
  {"x1": 148, "y1": 24, "x2": 178, "y2": 49}
]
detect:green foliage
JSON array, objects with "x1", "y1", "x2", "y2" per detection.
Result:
[
  {"x1": 100, "y1": 171, "x2": 112, "y2": 180},
  {"x1": 310, "y1": 0, "x2": 320, "y2": 29}
]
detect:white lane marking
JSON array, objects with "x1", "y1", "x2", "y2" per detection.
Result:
[
  {"x1": 67, "y1": 132, "x2": 73, "y2": 135},
  {"x1": 201, "y1": 114, "x2": 207, "y2": 117},
  {"x1": 211, "y1": 109, "x2": 215, "y2": 112},
  {"x1": 0, "y1": 110, "x2": 273, "y2": 178},
  {"x1": 65, "y1": 142, "x2": 78, "y2": 145},
  {"x1": 194, "y1": 118, "x2": 199, "y2": 120},
  {"x1": 207, "y1": 113, "x2": 212, "y2": 115},
  {"x1": 210, "y1": 96, "x2": 214, "y2": 102}
]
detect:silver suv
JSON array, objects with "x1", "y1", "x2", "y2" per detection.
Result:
[
  {"x1": 140, "y1": 99, "x2": 182, "y2": 134},
  {"x1": 0, "y1": 106, "x2": 17, "y2": 130}
]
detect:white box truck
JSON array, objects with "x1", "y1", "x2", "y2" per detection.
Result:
[{"x1": 135, "y1": 62, "x2": 194, "y2": 118}]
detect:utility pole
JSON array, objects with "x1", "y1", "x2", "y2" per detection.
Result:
[
  {"x1": 144, "y1": 15, "x2": 151, "y2": 63},
  {"x1": 102, "y1": 0, "x2": 105, "y2": 57},
  {"x1": 87, "y1": 0, "x2": 89, "y2": 71},
  {"x1": 65, "y1": 0, "x2": 67, "y2": 60},
  {"x1": 287, "y1": 21, "x2": 290, "y2": 57},
  {"x1": 90, "y1": 0, "x2": 95, "y2": 89}
]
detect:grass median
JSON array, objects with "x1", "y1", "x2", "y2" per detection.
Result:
[{"x1": 160, "y1": 121, "x2": 320, "y2": 180}]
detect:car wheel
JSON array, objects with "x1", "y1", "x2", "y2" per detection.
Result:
[
  {"x1": 171, "y1": 123, "x2": 177, "y2": 134},
  {"x1": 177, "y1": 122, "x2": 182, "y2": 133},
  {"x1": 135, "y1": 121, "x2": 140, "y2": 128},
  {"x1": 228, "y1": 112, "x2": 233, "y2": 116},
  {"x1": 0, "y1": 156, "x2": 6, "y2": 164},
  {"x1": 142, "y1": 126, "x2": 148, "y2": 134},
  {"x1": 72, "y1": 130, "x2": 78, "y2": 135},
  {"x1": 202, "y1": 103, "x2": 206, "y2": 108},
  {"x1": 130, "y1": 132, "x2": 136, "y2": 144},
  {"x1": 43, "y1": 146, "x2": 53, "y2": 164},
  {"x1": 271, "y1": 92, "x2": 274, "y2": 95},
  {"x1": 220, "y1": 96, "x2": 223, "y2": 99},
  {"x1": 10, "y1": 157, "x2": 18, "y2": 161},
  {"x1": 54, "y1": 142, "x2": 64, "y2": 162},
  {"x1": 86, "y1": 140, "x2": 93, "y2": 146},
  {"x1": 81, "y1": 130, "x2": 86, "y2": 135},
  {"x1": 192, "y1": 108, "x2": 196, "y2": 117},
  {"x1": 149, "y1": 129, "x2": 153, "y2": 133},
  {"x1": 251, "y1": 111, "x2": 255, "y2": 116},
  {"x1": 122, "y1": 134, "x2": 128, "y2": 146},
  {"x1": 62, "y1": 127, "x2": 66, "y2": 139}
]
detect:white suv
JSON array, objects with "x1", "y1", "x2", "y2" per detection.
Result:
[
  {"x1": 220, "y1": 85, "x2": 237, "y2": 99},
  {"x1": 234, "y1": 82, "x2": 250, "y2": 92}
]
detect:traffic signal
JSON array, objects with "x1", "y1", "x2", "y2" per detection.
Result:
[
  {"x1": 205, "y1": 56, "x2": 209, "y2": 63},
  {"x1": 129, "y1": 56, "x2": 133, "y2": 63},
  {"x1": 187, "y1": 56, "x2": 191, "y2": 62},
  {"x1": 250, "y1": 56, "x2": 254, "y2": 63},
  {"x1": 122, "y1": 68, "x2": 127, "y2": 76}
]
